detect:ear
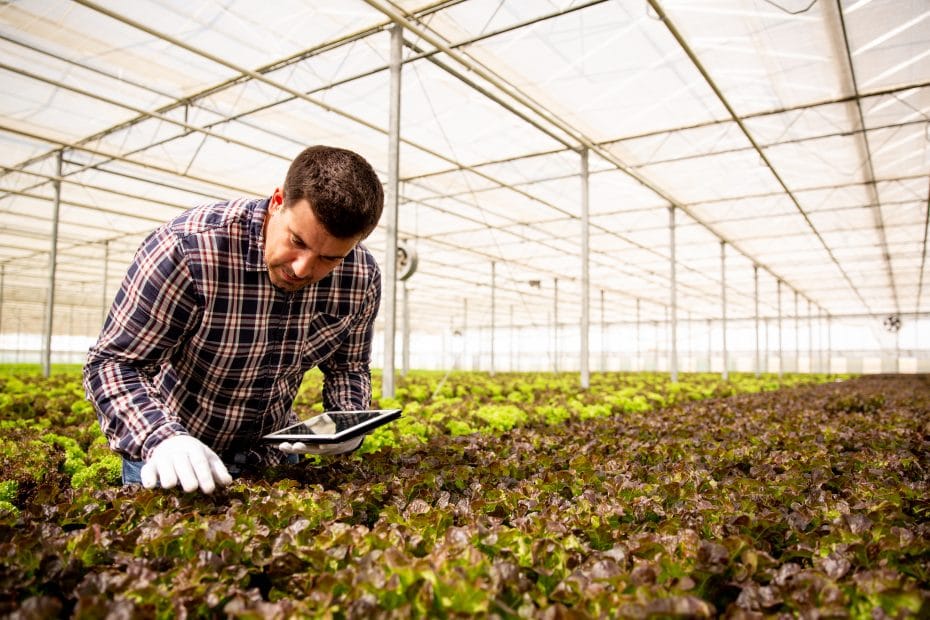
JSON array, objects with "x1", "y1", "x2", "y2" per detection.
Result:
[{"x1": 270, "y1": 187, "x2": 284, "y2": 212}]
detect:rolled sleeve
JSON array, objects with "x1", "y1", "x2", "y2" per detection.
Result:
[{"x1": 83, "y1": 226, "x2": 200, "y2": 460}]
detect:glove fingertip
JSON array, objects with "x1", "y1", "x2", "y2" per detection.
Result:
[
  {"x1": 209, "y1": 458, "x2": 233, "y2": 486},
  {"x1": 140, "y1": 463, "x2": 157, "y2": 488}
]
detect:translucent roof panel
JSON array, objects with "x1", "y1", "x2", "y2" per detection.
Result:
[
  {"x1": 0, "y1": 0, "x2": 926, "y2": 346},
  {"x1": 660, "y1": 1, "x2": 846, "y2": 113}
]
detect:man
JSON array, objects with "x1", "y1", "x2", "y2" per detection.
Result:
[{"x1": 83, "y1": 145, "x2": 384, "y2": 494}]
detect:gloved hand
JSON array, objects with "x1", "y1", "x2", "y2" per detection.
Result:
[
  {"x1": 140, "y1": 434, "x2": 233, "y2": 494},
  {"x1": 277, "y1": 434, "x2": 364, "y2": 456}
]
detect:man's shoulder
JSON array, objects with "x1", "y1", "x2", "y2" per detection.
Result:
[
  {"x1": 349, "y1": 242, "x2": 381, "y2": 279},
  {"x1": 353, "y1": 242, "x2": 379, "y2": 266},
  {"x1": 318, "y1": 243, "x2": 381, "y2": 313},
  {"x1": 168, "y1": 198, "x2": 261, "y2": 237}
]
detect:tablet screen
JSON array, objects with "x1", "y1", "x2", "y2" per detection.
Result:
[{"x1": 262, "y1": 409, "x2": 402, "y2": 443}]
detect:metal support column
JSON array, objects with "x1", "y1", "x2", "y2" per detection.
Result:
[
  {"x1": 462, "y1": 297, "x2": 468, "y2": 370},
  {"x1": 807, "y1": 299, "x2": 814, "y2": 372},
  {"x1": 895, "y1": 316, "x2": 901, "y2": 374},
  {"x1": 510, "y1": 304, "x2": 514, "y2": 371},
  {"x1": 42, "y1": 151, "x2": 63, "y2": 377},
  {"x1": 580, "y1": 148, "x2": 590, "y2": 388},
  {"x1": 764, "y1": 316, "x2": 770, "y2": 374},
  {"x1": 720, "y1": 241, "x2": 728, "y2": 381},
  {"x1": 777, "y1": 279, "x2": 783, "y2": 379},
  {"x1": 707, "y1": 319, "x2": 712, "y2": 372},
  {"x1": 817, "y1": 305, "x2": 824, "y2": 374},
  {"x1": 0, "y1": 264, "x2": 4, "y2": 340},
  {"x1": 101, "y1": 240, "x2": 110, "y2": 326},
  {"x1": 490, "y1": 261, "x2": 496, "y2": 376},
  {"x1": 401, "y1": 281, "x2": 410, "y2": 377},
  {"x1": 600, "y1": 289, "x2": 606, "y2": 372},
  {"x1": 669, "y1": 206, "x2": 678, "y2": 382},
  {"x1": 654, "y1": 316, "x2": 660, "y2": 371},
  {"x1": 813, "y1": 307, "x2": 820, "y2": 373},
  {"x1": 685, "y1": 310, "x2": 696, "y2": 372},
  {"x1": 794, "y1": 289, "x2": 799, "y2": 372},
  {"x1": 552, "y1": 277, "x2": 559, "y2": 372},
  {"x1": 820, "y1": 307, "x2": 826, "y2": 374},
  {"x1": 382, "y1": 24, "x2": 403, "y2": 398},
  {"x1": 753, "y1": 264, "x2": 760, "y2": 377}
]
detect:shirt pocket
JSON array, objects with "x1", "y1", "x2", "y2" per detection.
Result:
[{"x1": 299, "y1": 312, "x2": 354, "y2": 367}]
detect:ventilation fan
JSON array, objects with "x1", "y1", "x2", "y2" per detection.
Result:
[
  {"x1": 883, "y1": 314, "x2": 902, "y2": 333},
  {"x1": 396, "y1": 241, "x2": 418, "y2": 281}
]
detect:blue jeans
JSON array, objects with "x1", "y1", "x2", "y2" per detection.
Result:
[
  {"x1": 122, "y1": 453, "x2": 299, "y2": 486},
  {"x1": 122, "y1": 458, "x2": 145, "y2": 485}
]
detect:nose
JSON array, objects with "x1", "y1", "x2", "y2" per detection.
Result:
[{"x1": 292, "y1": 252, "x2": 318, "y2": 279}]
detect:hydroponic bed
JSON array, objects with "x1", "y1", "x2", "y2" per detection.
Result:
[{"x1": 1, "y1": 369, "x2": 927, "y2": 618}]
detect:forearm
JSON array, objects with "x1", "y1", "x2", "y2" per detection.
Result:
[
  {"x1": 321, "y1": 361, "x2": 372, "y2": 411},
  {"x1": 84, "y1": 352, "x2": 187, "y2": 460},
  {"x1": 320, "y1": 274, "x2": 378, "y2": 411}
]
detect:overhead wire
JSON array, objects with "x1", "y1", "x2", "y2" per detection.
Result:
[{"x1": 761, "y1": 0, "x2": 819, "y2": 15}]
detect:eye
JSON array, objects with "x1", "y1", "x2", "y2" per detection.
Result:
[{"x1": 290, "y1": 235, "x2": 305, "y2": 248}]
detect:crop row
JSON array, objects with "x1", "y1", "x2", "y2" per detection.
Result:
[{"x1": 1, "y1": 367, "x2": 928, "y2": 618}]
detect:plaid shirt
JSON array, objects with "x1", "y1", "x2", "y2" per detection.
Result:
[{"x1": 83, "y1": 197, "x2": 381, "y2": 466}]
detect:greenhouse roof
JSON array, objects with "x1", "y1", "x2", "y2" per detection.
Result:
[{"x1": 1, "y1": 0, "x2": 928, "y2": 338}]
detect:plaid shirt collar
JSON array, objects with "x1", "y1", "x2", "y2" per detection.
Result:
[{"x1": 245, "y1": 197, "x2": 270, "y2": 272}]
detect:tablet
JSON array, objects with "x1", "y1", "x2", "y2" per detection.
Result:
[{"x1": 262, "y1": 409, "x2": 402, "y2": 444}]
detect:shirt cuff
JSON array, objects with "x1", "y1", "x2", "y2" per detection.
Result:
[{"x1": 141, "y1": 422, "x2": 189, "y2": 461}]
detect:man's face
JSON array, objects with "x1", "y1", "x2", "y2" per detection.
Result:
[{"x1": 263, "y1": 189, "x2": 360, "y2": 292}]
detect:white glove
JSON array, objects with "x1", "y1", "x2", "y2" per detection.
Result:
[
  {"x1": 277, "y1": 434, "x2": 364, "y2": 456},
  {"x1": 140, "y1": 435, "x2": 233, "y2": 494}
]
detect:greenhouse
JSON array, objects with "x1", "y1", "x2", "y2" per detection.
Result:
[
  {"x1": 1, "y1": 1, "x2": 929, "y2": 618},
  {"x1": 1, "y1": 0, "x2": 928, "y2": 383}
]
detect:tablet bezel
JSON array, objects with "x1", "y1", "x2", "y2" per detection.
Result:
[{"x1": 262, "y1": 408, "x2": 402, "y2": 444}]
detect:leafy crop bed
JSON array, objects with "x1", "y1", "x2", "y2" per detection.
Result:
[{"x1": 1, "y1": 368, "x2": 928, "y2": 618}]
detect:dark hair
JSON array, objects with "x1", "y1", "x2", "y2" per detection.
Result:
[{"x1": 282, "y1": 145, "x2": 384, "y2": 239}]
